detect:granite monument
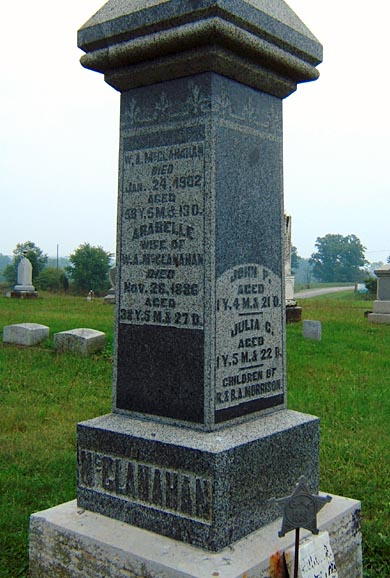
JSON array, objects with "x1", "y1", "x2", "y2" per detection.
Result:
[{"x1": 29, "y1": 1, "x2": 362, "y2": 576}]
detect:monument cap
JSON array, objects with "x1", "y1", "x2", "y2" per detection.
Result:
[{"x1": 78, "y1": 0, "x2": 323, "y2": 96}]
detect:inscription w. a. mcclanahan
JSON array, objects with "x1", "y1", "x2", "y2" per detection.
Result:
[{"x1": 119, "y1": 139, "x2": 205, "y2": 330}]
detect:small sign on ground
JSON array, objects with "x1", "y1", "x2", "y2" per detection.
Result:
[{"x1": 285, "y1": 531, "x2": 338, "y2": 578}]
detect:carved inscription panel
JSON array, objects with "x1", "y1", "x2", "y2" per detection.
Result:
[
  {"x1": 119, "y1": 138, "x2": 205, "y2": 330},
  {"x1": 215, "y1": 264, "x2": 284, "y2": 414},
  {"x1": 79, "y1": 449, "x2": 212, "y2": 523}
]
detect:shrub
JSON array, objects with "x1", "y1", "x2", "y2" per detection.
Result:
[
  {"x1": 364, "y1": 277, "x2": 377, "y2": 298},
  {"x1": 36, "y1": 268, "x2": 69, "y2": 292}
]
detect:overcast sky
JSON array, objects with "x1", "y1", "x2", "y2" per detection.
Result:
[{"x1": 1, "y1": 0, "x2": 389, "y2": 261}]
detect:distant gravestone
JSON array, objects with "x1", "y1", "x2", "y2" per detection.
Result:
[
  {"x1": 285, "y1": 215, "x2": 301, "y2": 323},
  {"x1": 303, "y1": 320, "x2": 322, "y2": 341},
  {"x1": 103, "y1": 266, "x2": 117, "y2": 304},
  {"x1": 368, "y1": 264, "x2": 390, "y2": 324},
  {"x1": 3, "y1": 323, "x2": 49, "y2": 346},
  {"x1": 11, "y1": 255, "x2": 38, "y2": 299},
  {"x1": 284, "y1": 214, "x2": 295, "y2": 304},
  {"x1": 54, "y1": 328, "x2": 106, "y2": 356}
]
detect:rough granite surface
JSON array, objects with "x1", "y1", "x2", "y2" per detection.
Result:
[{"x1": 77, "y1": 410, "x2": 319, "y2": 550}]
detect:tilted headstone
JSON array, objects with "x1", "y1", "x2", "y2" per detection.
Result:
[
  {"x1": 3, "y1": 323, "x2": 49, "y2": 346},
  {"x1": 29, "y1": 1, "x2": 362, "y2": 576},
  {"x1": 368, "y1": 264, "x2": 390, "y2": 324},
  {"x1": 54, "y1": 328, "x2": 106, "y2": 356}
]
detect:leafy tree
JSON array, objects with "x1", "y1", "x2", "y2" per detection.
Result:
[
  {"x1": 2, "y1": 241, "x2": 48, "y2": 285},
  {"x1": 310, "y1": 234, "x2": 367, "y2": 283},
  {"x1": 66, "y1": 243, "x2": 113, "y2": 294},
  {"x1": 0, "y1": 254, "x2": 11, "y2": 282},
  {"x1": 36, "y1": 268, "x2": 69, "y2": 292}
]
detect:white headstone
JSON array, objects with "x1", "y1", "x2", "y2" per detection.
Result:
[
  {"x1": 14, "y1": 256, "x2": 35, "y2": 291},
  {"x1": 285, "y1": 214, "x2": 296, "y2": 306}
]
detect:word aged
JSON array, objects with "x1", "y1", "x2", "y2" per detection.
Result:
[{"x1": 215, "y1": 264, "x2": 284, "y2": 415}]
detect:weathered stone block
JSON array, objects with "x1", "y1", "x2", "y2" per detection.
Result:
[
  {"x1": 54, "y1": 328, "x2": 106, "y2": 356},
  {"x1": 2, "y1": 323, "x2": 49, "y2": 346},
  {"x1": 29, "y1": 494, "x2": 362, "y2": 578},
  {"x1": 286, "y1": 306, "x2": 302, "y2": 323},
  {"x1": 368, "y1": 313, "x2": 390, "y2": 325},
  {"x1": 373, "y1": 300, "x2": 390, "y2": 314},
  {"x1": 77, "y1": 410, "x2": 319, "y2": 551}
]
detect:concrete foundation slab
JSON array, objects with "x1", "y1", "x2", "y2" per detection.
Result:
[{"x1": 29, "y1": 495, "x2": 362, "y2": 578}]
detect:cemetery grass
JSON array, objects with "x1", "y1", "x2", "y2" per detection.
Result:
[
  {"x1": 287, "y1": 292, "x2": 390, "y2": 577},
  {"x1": 0, "y1": 292, "x2": 389, "y2": 576},
  {"x1": 0, "y1": 293, "x2": 113, "y2": 578}
]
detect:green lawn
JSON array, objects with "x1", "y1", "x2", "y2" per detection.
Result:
[
  {"x1": 0, "y1": 291, "x2": 389, "y2": 576},
  {"x1": 287, "y1": 292, "x2": 390, "y2": 576}
]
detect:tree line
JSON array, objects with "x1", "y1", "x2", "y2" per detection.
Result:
[
  {"x1": 0, "y1": 241, "x2": 113, "y2": 295},
  {"x1": 292, "y1": 233, "x2": 382, "y2": 285},
  {"x1": 0, "y1": 233, "x2": 384, "y2": 294}
]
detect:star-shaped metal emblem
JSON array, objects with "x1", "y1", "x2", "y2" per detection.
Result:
[{"x1": 271, "y1": 476, "x2": 332, "y2": 537}]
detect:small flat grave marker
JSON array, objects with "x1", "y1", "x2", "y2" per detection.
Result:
[
  {"x1": 54, "y1": 328, "x2": 106, "y2": 356},
  {"x1": 303, "y1": 320, "x2": 322, "y2": 341},
  {"x1": 3, "y1": 323, "x2": 49, "y2": 346}
]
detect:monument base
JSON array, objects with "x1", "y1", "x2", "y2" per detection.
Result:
[
  {"x1": 368, "y1": 313, "x2": 390, "y2": 324},
  {"x1": 368, "y1": 300, "x2": 390, "y2": 324},
  {"x1": 286, "y1": 306, "x2": 302, "y2": 323},
  {"x1": 76, "y1": 410, "x2": 319, "y2": 551},
  {"x1": 103, "y1": 289, "x2": 116, "y2": 304},
  {"x1": 10, "y1": 290, "x2": 38, "y2": 299},
  {"x1": 29, "y1": 495, "x2": 362, "y2": 578}
]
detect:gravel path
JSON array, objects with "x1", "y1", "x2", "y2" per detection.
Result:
[{"x1": 294, "y1": 286, "x2": 355, "y2": 299}]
